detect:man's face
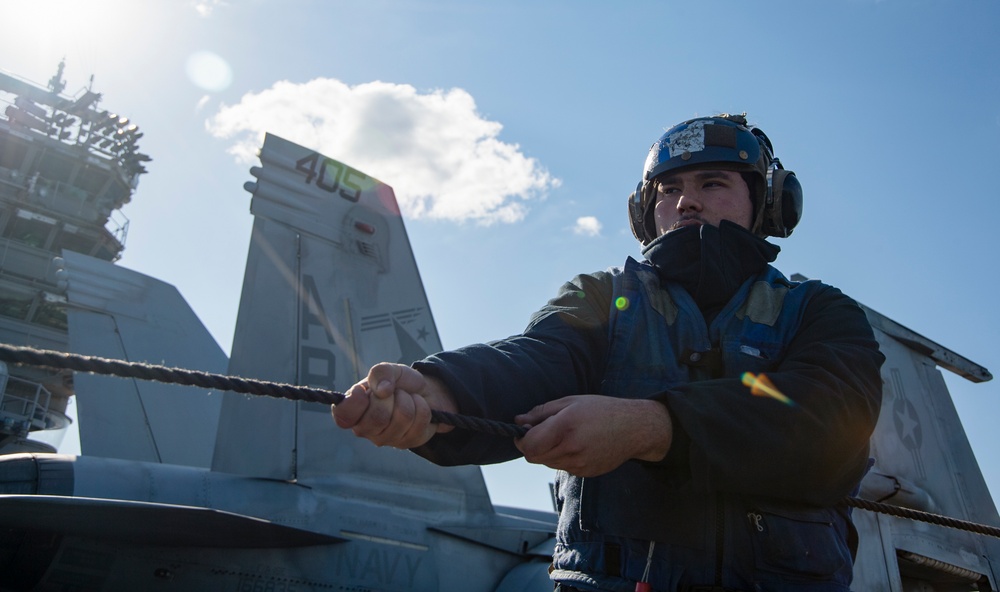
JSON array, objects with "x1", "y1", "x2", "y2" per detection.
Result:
[{"x1": 652, "y1": 169, "x2": 753, "y2": 237}]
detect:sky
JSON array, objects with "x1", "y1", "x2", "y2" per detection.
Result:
[{"x1": 1, "y1": 0, "x2": 998, "y2": 515}]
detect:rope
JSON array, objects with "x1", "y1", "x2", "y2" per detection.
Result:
[
  {"x1": 2, "y1": 343, "x2": 998, "y2": 539},
  {"x1": 0, "y1": 343, "x2": 527, "y2": 439},
  {"x1": 844, "y1": 496, "x2": 1000, "y2": 539}
]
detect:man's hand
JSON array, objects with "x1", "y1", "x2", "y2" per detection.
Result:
[
  {"x1": 331, "y1": 363, "x2": 457, "y2": 449},
  {"x1": 514, "y1": 395, "x2": 673, "y2": 477}
]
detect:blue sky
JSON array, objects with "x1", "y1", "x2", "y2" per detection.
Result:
[{"x1": 2, "y1": 0, "x2": 998, "y2": 513}]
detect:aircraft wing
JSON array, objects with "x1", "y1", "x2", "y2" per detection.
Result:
[{"x1": 0, "y1": 494, "x2": 343, "y2": 548}]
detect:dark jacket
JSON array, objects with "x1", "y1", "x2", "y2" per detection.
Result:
[{"x1": 414, "y1": 223, "x2": 884, "y2": 591}]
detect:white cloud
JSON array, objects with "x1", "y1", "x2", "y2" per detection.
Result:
[
  {"x1": 192, "y1": 0, "x2": 226, "y2": 17},
  {"x1": 195, "y1": 95, "x2": 211, "y2": 113},
  {"x1": 205, "y1": 78, "x2": 559, "y2": 224},
  {"x1": 573, "y1": 216, "x2": 602, "y2": 237}
]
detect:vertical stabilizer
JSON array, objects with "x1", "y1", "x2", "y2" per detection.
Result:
[
  {"x1": 212, "y1": 134, "x2": 490, "y2": 510},
  {"x1": 61, "y1": 251, "x2": 227, "y2": 467},
  {"x1": 851, "y1": 303, "x2": 1000, "y2": 589}
]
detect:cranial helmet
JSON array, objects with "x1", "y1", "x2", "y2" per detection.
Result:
[{"x1": 627, "y1": 113, "x2": 803, "y2": 244}]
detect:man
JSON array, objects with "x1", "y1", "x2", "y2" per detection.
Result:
[{"x1": 332, "y1": 114, "x2": 885, "y2": 591}]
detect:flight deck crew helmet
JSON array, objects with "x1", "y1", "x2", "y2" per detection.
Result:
[{"x1": 628, "y1": 113, "x2": 803, "y2": 245}]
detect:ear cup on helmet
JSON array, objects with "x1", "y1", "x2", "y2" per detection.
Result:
[
  {"x1": 761, "y1": 168, "x2": 803, "y2": 238},
  {"x1": 779, "y1": 171, "x2": 803, "y2": 235},
  {"x1": 628, "y1": 181, "x2": 663, "y2": 245},
  {"x1": 627, "y1": 183, "x2": 648, "y2": 243}
]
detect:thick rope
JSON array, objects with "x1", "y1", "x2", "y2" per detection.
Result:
[
  {"x1": 0, "y1": 344, "x2": 527, "y2": 439},
  {"x1": 844, "y1": 496, "x2": 1000, "y2": 538},
  {"x1": 2, "y1": 343, "x2": 998, "y2": 539}
]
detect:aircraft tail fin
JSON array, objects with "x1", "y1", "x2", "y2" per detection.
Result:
[
  {"x1": 60, "y1": 251, "x2": 227, "y2": 467},
  {"x1": 210, "y1": 134, "x2": 491, "y2": 512},
  {"x1": 821, "y1": 289, "x2": 1000, "y2": 588}
]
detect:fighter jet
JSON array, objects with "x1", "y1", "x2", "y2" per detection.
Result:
[
  {"x1": 0, "y1": 133, "x2": 997, "y2": 591},
  {"x1": 0, "y1": 134, "x2": 557, "y2": 591}
]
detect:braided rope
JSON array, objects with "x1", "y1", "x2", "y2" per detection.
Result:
[
  {"x1": 844, "y1": 496, "x2": 1000, "y2": 538},
  {"x1": 0, "y1": 344, "x2": 525, "y2": 439},
  {"x1": 2, "y1": 343, "x2": 998, "y2": 538}
]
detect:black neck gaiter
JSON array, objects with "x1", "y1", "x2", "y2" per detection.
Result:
[{"x1": 641, "y1": 221, "x2": 780, "y2": 322}]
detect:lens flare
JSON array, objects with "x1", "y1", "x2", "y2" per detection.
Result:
[
  {"x1": 741, "y1": 372, "x2": 793, "y2": 406},
  {"x1": 615, "y1": 297, "x2": 629, "y2": 311},
  {"x1": 186, "y1": 50, "x2": 233, "y2": 92}
]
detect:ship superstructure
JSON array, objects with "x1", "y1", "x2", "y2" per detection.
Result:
[{"x1": 0, "y1": 61, "x2": 150, "y2": 453}]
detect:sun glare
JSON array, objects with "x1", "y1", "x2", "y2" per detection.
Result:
[{"x1": 2, "y1": 1, "x2": 180, "y2": 92}]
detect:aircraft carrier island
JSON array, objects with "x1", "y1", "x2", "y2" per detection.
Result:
[{"x1": 0, "y1": 61, "x2": 147, "y2": 458}]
